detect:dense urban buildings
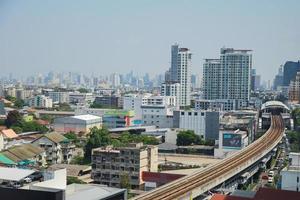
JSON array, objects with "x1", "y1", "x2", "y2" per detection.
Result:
[
  {"x1": 288, "y1": 72, "x2": 300, "y2": 103},
  {"x1": 283, "y1": 61, "x2": 300, "y2": 86}
]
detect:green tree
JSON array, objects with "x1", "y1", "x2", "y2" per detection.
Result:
[
  {"x1": 120, "y1": 173, "x2": 131, "y2": 190},
  {"x1": 84, "y1": 127, "x2": 111, "y2": 160},
  {"x1": 78, "y1": 88, "x2": 89, "y2": 93},
  {"x1": 176, "y1": 130, "x2": 201, "y2": 146},
  {"x1": 14, "y1": 99, "x2": 25, "y2": 108},
  {"x1": 5, "y1": 110, "x2": 22, "y2": 128}
]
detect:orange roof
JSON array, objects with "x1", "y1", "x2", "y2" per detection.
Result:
[
  {"x1": 1, "y1": 129, "x2": 18, "y2": 139},
  {"x1": 211, "y1": 194, "x2": 251, "y2": 200}
]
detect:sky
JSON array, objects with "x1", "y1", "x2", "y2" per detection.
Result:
[{"x1": 0, "y1": 0, "x2": 299, "y2": 82}]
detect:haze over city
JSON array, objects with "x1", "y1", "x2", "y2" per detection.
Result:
[{"x1": 1, "y1": 0, "x2": 300, "y2": 81}]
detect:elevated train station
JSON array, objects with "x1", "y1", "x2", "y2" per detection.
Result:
[{"x1": 260, "y1": 100, "x2": 292, "y2": 130}]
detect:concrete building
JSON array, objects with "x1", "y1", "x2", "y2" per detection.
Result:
[
  {"x1": 91, "y1": 143, "x2": 158, "y2": 189},
  {"x1": 0, "y1": 129, "x2": 18, "y2": 151},
  {"x1": 103, "y1": 110, "x2": 135, "y2": 128},
  {"x1": 109, "y1": 73, "x2": 121, "y2": 88},
  {"x1": 28, "y1": 95, "x2": 53, "y2": 108},
  {"x1": 194, "y1": 99, "x2": 241, "y2": 111},
  {"x1": 94, "y1": 95, "x2": 123, "y2": 109},
  {"x1": 161, "y1": 82, "x2": 181, "y2": 107},
  {"x1": 214, "y1": 129, "x2": 248, "y2": 158},
  {"x1": 141, "y1": 96, "x2": 177, "y2": 128},
  {"x1": 48, "y1": 91, "x2": 70, "y2": 104},
  {"x1": 203, "y1": 48, "x2": 252, "y2": 109},
  {"x1": 173, "y1": 110, "x2": 219, "y2": 140},
  {"x1": 32, "y1": 132, "x2": 75, "y2": 165},
  {"x1": 123, "y1": 93, "x2": 151, "y2": 119},
  {"x1": 16, "y1": 89, "x2": 33, "y2": 100},
  {"x1": 165, "y1": 44, "x2": 192, "y2": 107},
  {"x1": 53, "y1": 115, "x2": 102, "y2": 134},
  {"x1": 289, "y1": 72, "x2": 300, "y2": 103},
  {"x1": 281, "y1": 152, "x2": 300, "y2": 191},
  {"x1": 69, "y1": 92, "x2": 94, "y2": 105}
]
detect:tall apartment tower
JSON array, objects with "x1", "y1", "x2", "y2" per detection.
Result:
[
  {"x1": 203, "y1": 48, "x2": 252, "y2": 109},
  {"x1": 166, "y1": 44, "x2": 192, "y2": 107}
]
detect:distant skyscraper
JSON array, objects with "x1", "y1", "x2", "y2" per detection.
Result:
[
  {"x1": 250, "y1": 69, "x2": 261, "y2": 91},
  {"x1": 203, "y1": 48, "x2": 252, "y2": 109},
  {"x1": 110, "y1": 73, "x2": 120, "y2": 88},
  {"x1": 273, "y1": 65, "x2": 283, "y2": 90},
  {"x1": 283, "y1": 61, "x2": 300, "y2": 86},
  {"x1": 165, "y1": 44, "x2": 192, "y2": 106}
]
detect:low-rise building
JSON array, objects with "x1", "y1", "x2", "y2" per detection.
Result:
[
  {"x1": 0, "y1": 129, "x2": 18, "y2": 151},
  {"x1": 32, "y1": 132, "x2": 75, "y2": 165},
  {"x1": 94, "y1": 95, "x2": 123, "y2": 109},
  {"x1": 69, "y1": 92, "x2": 94, "y2": 105},
  {"x1": 173, "y1": 110, "x2": 219, "y2": 140},
  {"x1": 91, "y1": 143, "x2": 158, "y2": 189},
  {"x1": 48, "y1": 91, "x2": 70, "y2": 104},
  {"x1": 281, "y1": 152, "x2": 300, "y2": 191},
  {"x1": 53, "y1": 115, "x2": 102, "y2": 134},
  {"x1": 28, "y1": 95, "x2": 53, "y2": 108}
]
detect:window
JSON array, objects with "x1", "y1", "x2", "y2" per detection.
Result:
[
  {"x1": 188, "y1": 112, "x2": 192, "y2": 116},
  {"x1": 194, "y1": 112, "x2": 198, "y2": 116}
]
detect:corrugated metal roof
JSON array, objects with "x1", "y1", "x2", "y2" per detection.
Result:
[
  {"x1": 0, "y1": 167, "x2": 35, "y2": 181},
  {"x1": 1, "y1": 144, "x2": 44, "y2": 162},
  {"x1": 0, "y1": 153, "x2": 15, "y2": 165},
  {"x1": 1, "y1": 129, "x2": 18, "y2": 139},
  {"x1": 44, "y1": 132, "x2": 68, "y2": 143}
]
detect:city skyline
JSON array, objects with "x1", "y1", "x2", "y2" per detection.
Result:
[{"x1": 1, "y1": 0, "x2": 300, "y2": 81}]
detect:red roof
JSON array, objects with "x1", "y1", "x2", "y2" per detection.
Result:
[
  {"x1": 142, "y1": 171, "x2": 185, "y2": 186},
  {"x1": 211, "y1": 187, "x2": 300, "y2": 200}
]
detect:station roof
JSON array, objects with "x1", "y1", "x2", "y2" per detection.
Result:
[
  {"x1": 0, "y1": 167, "x2": 35, "y2": 181},
  {"x1": 261, "y1": 101, "x2": 290, "y2": 111}
]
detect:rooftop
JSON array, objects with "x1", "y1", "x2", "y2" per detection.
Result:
[
  {"x1": 1, "y1": 129, "x2": 18, "y2": 139},
  {"x1": 71, "y1": 114, "x2": 101, "y2": 121},
  {"x1": 0, "y1": 167, "x2": 35, "y2": 181}
]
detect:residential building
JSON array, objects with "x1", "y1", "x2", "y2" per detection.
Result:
[
  {"x1": 91, "y1": 143, "x2": 158, "y2": 189},
  {"x1": 173, "y1": 110, "x2": 219, "y2": 140},
  {"x1": 16, "y1": 89, "x2": 33, "y2": 100},
  {"x1": 32, "y1": 132, "x2": 75, "y2": 165},
  {"x1": 165, "y1": 44, "x2": 192, "y2": 107},
  {"x1": 273, "y1": 65, "x2": 283, "y2": 90},
  {"x1": 289, "y1": 72, "x2": 300, "y2": 103},
  {"x1": 161, "y1": 82, "x2": 181, "y2": 107},
  {"x1": 281, "y1": 152, "x2": 300, "y2": 191},
  {"x1": 109, "y1": 73, "x2": 121, "y2": 88},
  {"x1": 1, "y1": 143, "x2": 46, "y2": 167},
  {"x1": 283, "y1": 61, "x2": 300, "y2": 86},
  {"x1": 203, "y1": 48, "x2": 252, "y2": 109},
  {"x1": 194, "y1": 99, "x2": 240, "y2": 111},
  {"x1": 53, "y1": 115, "x2": 102, "y2": 134},
  {"x1": 0, "y1": 129, "x2": 18, "y2": 151},
  {"x1": 28, "y1": 95, "x2": 53, "y2": 108}
]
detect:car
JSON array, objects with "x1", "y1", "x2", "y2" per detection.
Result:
[
  {"x1": 23, "y1": 177, "x2": 32, "y2": 183},
  {"x1": 268, "y1": 171, "x2": 274, "y2": 177},
  {"x1": 29, "y1": 172, "x2": 43, "y2": 181},
  {"x1": 268, "y1": 177, "x2": 273, "y2": 183},
  {"x1": 10, "y1": 182, "x2": 22, "y2": 188}
]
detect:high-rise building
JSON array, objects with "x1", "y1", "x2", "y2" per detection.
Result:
[
  {"x1": 110, "y1": 73, "x2": 121, "y2": 88},
  {"x1": 203, "y1": 48, "x2": 252, "y2": 109},
  {"x1": 273, "y1": 65, "x2": 283, "y2": 90},
  {"x1": 288, "y1": 72, "x2": 300, "y2": 103},
  {"x1": 283, "y1": 61, "x2": 300, "y2": 86},
  {"x1": 165, "y1": 44, "x2": 192, "y2": 107}
]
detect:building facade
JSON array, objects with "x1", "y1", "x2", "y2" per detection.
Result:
[
  {"x1": 165, "y1": 44, "x2": 192, "y2": 107},
  {"x1": 28, "y1": 95, "x2": 53, "y2": 108},
  {"x1": 91, "y1": 143, "x2": 158, "y2": 189},
  {"x1": 283, "y1": 61, "x2": 300, "y2": 86},
  {"x1": 289, "y1": 72, "x2": 300, "y2": 103},
  {"x1": 173, "y1": 110, "x2": 220, "y2": 140},
  {"x1": 203, "y1": 48, "x2": 252, "y2": 109}
]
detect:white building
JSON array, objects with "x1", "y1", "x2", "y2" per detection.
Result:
[
  {"x1": 203, "y1": 48, "x2": 252, "y2": 109},
  {"x1": 28, "y1": 95, "x2": 53, "y2": 108},
  {"x1": 173, "y1": 110, "x2": 219, "y2": 140},
  {"x1": 69, "y1": 92, "x2": 94, "y2": 105},
  {"x1": 48, "y1": 91, "x2": 70, "y2": 104},
  {"x1": 141, "y1": 96, "x2": 177, "y2": 128},
  {"x1": 165, "y1": 44, "x2": 191, "y2": 107},
  {"x1": 214, "y1": 129, "x2": 248, "y2": 158},
  {"x1": 122, "y1": 93, "x2": 151, "y2": 119},
  {"x1": 161, "y1": 82, "x2": 181, "y2": 107},
  {"x1": 281, "y1": 152, "x2": 300, "y2": 191}
]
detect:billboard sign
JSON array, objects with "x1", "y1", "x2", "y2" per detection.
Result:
[{"x1": 223, "y1": 133, "x2": 242, "y2": 149}]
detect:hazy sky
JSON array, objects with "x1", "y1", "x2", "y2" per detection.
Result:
[{"x1": 0, "y1": 0, "x2": 299, "y2": 81}]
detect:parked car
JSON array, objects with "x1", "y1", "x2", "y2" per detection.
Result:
[
  {"x1": 29, "y1": 172, "x2": 43, "y2": 181},
  {"x1": 10, "y1": 182, "x2": 22, "y2": 188},
  {"x1": 268, "y1": 177, "x2": 273, "y2": 183},
  {"x1": 268, "y1": 171, "x2": 274, "y2": 177},
  {"x1": 23, "y1": 177, "x2": 32, "y2": 183}
]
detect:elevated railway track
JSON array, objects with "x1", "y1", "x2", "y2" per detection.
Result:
[{"x1": 133, "y1": 115, "x2": 284, "y2": 200}]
